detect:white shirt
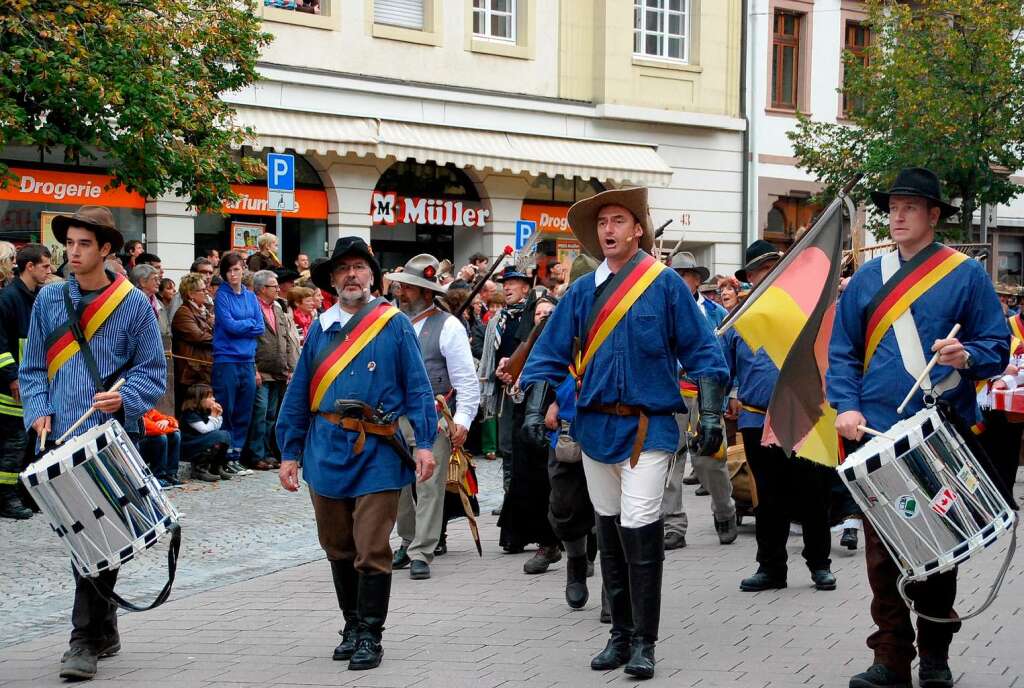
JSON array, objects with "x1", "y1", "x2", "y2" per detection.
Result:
[
  {"x1": 411, "y1": 310, "x2": 481, "y2": 430},
  {"x1": 594, "y1": 259, "x2": 612, "y2": 287},
  {"x1": 319, "y1": 303, "x2": 481, "y2": 428}
]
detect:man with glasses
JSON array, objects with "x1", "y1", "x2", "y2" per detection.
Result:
[{"x1": 248, "y1": 270, "x2": 297, "y2": 471}]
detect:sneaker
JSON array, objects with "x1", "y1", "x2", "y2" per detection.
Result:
[
  {"x1": 392, "y1": 546, "x2": 411, "y2": 569},
  {"x1": 217, "y1": 466, "x2": 234, "y2": 480},
  {"x1": 919, "y1": 657, "x2": 954, "y2": 688},
  {"x1": 166, "y1": 476, "x2": 185, "y2": 487},
  {"x1": 849, "y1": 663, "x2": 911, "y2": 688},
  {"x1": 59, "y1": 646, "x2": 98, "y2": 680},
  {"x1": 195, "y1": 467, "x2": 221, "y2": 482},
  {"x1": 157, "y1": 478, "x2": 172, "y2": 490},
  {"x1": 230, "y1": 461, "x2": 253, "y2": 475},
  {"x1": 523, "y1": 545, "x2": 562, "y2": 574}
]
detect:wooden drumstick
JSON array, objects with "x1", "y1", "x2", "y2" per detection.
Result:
[
  {"x1": 38, "y1": 428, "x2": 47, "y2": 453},
  {"x1": 856, "y1": 424, "x2": 895, "y2": 441},
  {"x1": 896, "y1": 323, "x2": 961, "y2": 415},
  {"x1": 56, "y1": 378, "x2": 126, "y2": 446}
]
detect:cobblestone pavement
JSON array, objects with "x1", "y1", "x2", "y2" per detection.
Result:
[{"x1": 0, "y1": 461, "x2": 1020, "y2": 688}]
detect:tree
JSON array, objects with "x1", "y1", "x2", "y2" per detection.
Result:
[
  {"x1": 0, "y1": 0, "x2": 272, "y2": 211},
  {"x1": 788, "y1": 0, "x2": 1024, "y2": 240}
]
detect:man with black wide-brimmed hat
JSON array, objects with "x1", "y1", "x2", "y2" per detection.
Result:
[
  {"x1": 828, "y1": 168, "x2": 1009, "y2": 688},
  {"x1": 276, "y1": 237, "x2": 438, "y2": 672}
]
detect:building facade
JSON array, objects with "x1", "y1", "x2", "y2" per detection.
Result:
[{"x1": 0, "y1": 0, "x2": 746, "y2": 281}]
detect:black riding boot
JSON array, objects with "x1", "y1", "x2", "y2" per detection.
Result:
[
  {"x1": 348, "y1": 573, "x2": 391, "y2": 671},
  {"x1": 620, "y1": 519, "x2": 664, "y2": 680},
  {"x1": 590, "y1": 515, "x2": 633, "y2": 670},
  {"x1": 565, "y1": 555, "x2": 589, "y2": 609},
  {"x1": 329, "y1": 559, "x2": 359, "y2": 661}
]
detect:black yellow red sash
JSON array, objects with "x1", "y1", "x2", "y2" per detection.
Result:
[
  {"x1": 569, "y1": 250, "x2": 666, "y2": 381},
  {"x1": 309, "y1": 299, "x2": 399, "y2": 411},
  {"x1": 45, "y1": 274, "x2": 134, "y2": 380},
  {"x1": 1009, "y1": 313, "x2": 1024, "y2": 355},
  {"x1": 863, "y1": 244, "x2": 967, "y2": 369}
]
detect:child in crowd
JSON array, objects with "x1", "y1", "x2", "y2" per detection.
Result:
[
  {"x1": 179, "y1": 384, "x2": 234, "y2": 482},
  {"x1": 140, "y1": 408, "x2": 182, "y2": 489}
]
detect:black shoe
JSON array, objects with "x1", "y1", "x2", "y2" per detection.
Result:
[
  {"x1": 97, "y1": 635, "x2": 121, "y2": 658},
  {"x1": 523, "y1": 545, "x2": 562, "y2": 574},
  {"x1": 565, "y1": 556, "x2": 589, "y2": 609},
  {"x1": 682, "y1": 471, "x2": 699, "y2": 485},
  {"x1": 434, "y1": 534, "x2": 447, "y2": 556},
  {"x1": 591, "y1": 633, "x2": 633, "y2": 671},
  {"x1": 664, "y1": 531, "x2": 686, "y2": 550},
  {"x1": 715, "y1": 514, "x2": 738, "y2": 544},
  {"x1": 811, "y1": 569, "x2": 837, "y2": 591},
  {"x1": 392, "y1": 546, "x2": 410, "y2": 570},
  {"x1": 695, "y1": 485, "x2": 710, "y2": 496},
  {"x1": 740, "y1": 571, "x2": 787, "y2": 592},
  {"x1": 347, "y1": 573, "x2": 391, "y2": 671},
  {"x1": 491, "y1": 507, "x2": 501, "y2": 516},
  {"x1": 841, "y1": 527, "x2": 859, "y2": 550},
  {"x1": 410, "y1": 560, "x2": 430, "y2": 580},
  {"x1": 849, "y1": 663, "x2": 911, "y2": 688},
  {"x1": 0, "y1": 487, "x2": 32, "y2": 520},
  {"x1": 330, "y1": 560, "x2": 359, "y2": 661},
  {"x1": 59, "y1": 646, "x2": 98, "y2": 680},
  {"x1": 620, "y1": 520, "x2": 664, "y2": 680},
  {"x1": 919, "y1": 657, "x2": 954, "y2": 688}
]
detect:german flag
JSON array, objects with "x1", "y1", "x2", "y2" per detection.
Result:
[{"x1": 718, "y1": 197, "x2": 846, "y2": 466}]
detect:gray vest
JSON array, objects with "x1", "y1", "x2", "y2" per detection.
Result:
[{"x1": 417, "y1": 310, "x2": 454, "y2": 399}]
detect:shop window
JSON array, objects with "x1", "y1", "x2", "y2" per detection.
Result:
[
  {"x1": 842, "y1": 21, "x2": 870, "y2": 117},
  {"x1": 525, "y1": 175, "x2": 604, "y2": 203},
  {"x1": 263, "y1": 0, "x2": 325, "y2": 15},
  {"x1": 375, "y1": 0, "x2": 425, "y2": 30},
  {"x1": 771, "y1": 10, "x2": 802, "y2": 110},
  {"x1": 473, "y1": 0, "x2": 516, "y2": 42},
  {"x1": 633, "y1": 0, "x2": 690, "y2": 63},
  {"x1": 764, "y1": 195, "x2": 819, "y2": 246}
]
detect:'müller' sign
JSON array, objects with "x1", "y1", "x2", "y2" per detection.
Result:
[{"x1": 371, "y1": 191, "x2": 490, "y2": 227}]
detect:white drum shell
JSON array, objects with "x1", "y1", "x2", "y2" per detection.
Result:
[
  {"x1": 20, "y1": 420, "x2": 179, "y2": 578},
  {"x1": 839, "y1": 407, "x2": 1015, "y2": 581}
]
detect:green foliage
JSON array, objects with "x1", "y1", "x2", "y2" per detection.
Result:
[
  {"x1": 0, "y1": 0, "x2": 272, "y2": 211},
  {"x1": 788, "y1": 0, "x2": 1024, "y2": 241}
]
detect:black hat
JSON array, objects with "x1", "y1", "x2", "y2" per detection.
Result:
[
  {"x1": 870, "y1": 167, "x2": 960, "y2": 220},
  {"x1": 275, "y1": 268, "x2": 300, "y2": 285},
  {"x1": 51, "y1": 206, "x2": 124, "y2": 254},
  {"x1": 735, "y1": 240, "x2": 784, "y2": 283},
  {"x1": 497, "y1": 266, "x2": 530, "y2": 284},
  {"x1": 312, "y1": 237, "x2": 382, "y2": 293}
]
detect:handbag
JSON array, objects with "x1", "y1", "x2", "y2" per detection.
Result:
[{"x1": 553, "y1": 420, "x2": 582, "y2": 463}]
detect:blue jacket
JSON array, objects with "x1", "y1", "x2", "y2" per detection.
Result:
[
  {"x1": 827, "y1": 250, "x2": 1008, "y2": 433},
  {"x1": 275, "y1": 305, "x2": 437, "y2": 499},
  {"x1": 722, "y1": 328, "x2": 778, "y2": 430},
  {"x1": 520, "y1": 259, "x2": 729, "y2": 464},
  {"x1": 213, "y1": 286, "x2": 264, "y2": 363}
]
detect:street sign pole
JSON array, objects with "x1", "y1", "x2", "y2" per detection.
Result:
[{"x1": 267, "y1": 152, "x2": 296, "y2": 239}]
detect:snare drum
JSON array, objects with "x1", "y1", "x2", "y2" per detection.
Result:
[
  {"x1": 838, "y1": 407, "x2": 1015, "y2": 584},
  {"x1": 20, "y1": 420, "x2": 180, "y2": 579}
]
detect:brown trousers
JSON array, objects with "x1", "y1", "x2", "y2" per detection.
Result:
[
  {"x1": 309, "y1": 489, "x2": 400, "y2": 575},
  {"x1": 864, "y1": 520, "x2": 961, "y2": 676}
]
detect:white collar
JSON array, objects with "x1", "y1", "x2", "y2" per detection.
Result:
[
  {"x1": 318, "y1": 302, "x2": 345, "y2": 330},
  {"x1": 696, "y1": 292, "x2": 707, "y2": 308},
  {"x1": 594, "y1": 260, "x2": 612, "y2": 287}
]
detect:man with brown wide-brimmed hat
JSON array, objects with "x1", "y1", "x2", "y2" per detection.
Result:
[
  {"x1": 517, "y1": 187, "x2": 729, "y2": 679},
  {"x1": 388, "y1": 254, "x2": 479, "y2": 582}
]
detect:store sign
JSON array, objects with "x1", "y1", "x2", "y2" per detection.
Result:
[
  {"x1": 520, "y1": 201, "x2": 573, "y2": 236},
  {"x1": 370, "y1": 191, "x2": 490, "y2": 228},
  {"x1": 0, "y1": 167, "x2": 146, "y2": 209},
  {"x1": 222, "y1": 184, "x2": 327, "y2": 220}
]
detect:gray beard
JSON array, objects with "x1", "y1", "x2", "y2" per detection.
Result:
[
  {"x1": 338, "y1": 287, "x2": 370, "y2": 308},
  {"x1": 399, "y1": 296, "x2": 430, "y2": 316}
]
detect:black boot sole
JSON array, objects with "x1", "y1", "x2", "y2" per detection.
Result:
[
  {"x1": 740, "y1": 580, "x2": 787, "y2": 592},
  {"x1": 624, "y1": 664, "x2": 655, "y2": 679},
  {"x1": 348, "y1": 654, "x2": 382, "y2": 671}
]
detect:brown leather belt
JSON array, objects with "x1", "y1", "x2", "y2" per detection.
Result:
[
  {"x1": 579, "y1": 403, "x2": 648, "y2": 468},
  {"x1": 318, "y1": 412, "x2": 399, "y2": 455}
]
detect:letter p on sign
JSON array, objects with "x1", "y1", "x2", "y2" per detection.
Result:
[{"x1": 267, "y1": 153, "x2": 295, "y2": 193}]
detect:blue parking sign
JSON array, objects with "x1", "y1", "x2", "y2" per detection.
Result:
[
  {"x1": 515, "y1": 220, "x2": 536, "y2": 250},
  {"x1": 267, "y1": 153, "x2": 295, "y2": 192}
]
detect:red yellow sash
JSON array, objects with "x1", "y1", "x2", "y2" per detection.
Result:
[
  {"x1": 309, "y1": 300, "x2": 399, "y2": 411},
  {"x1": 1009, "y1": 313, "x2": 1024, "y2": 356},
  {"x1": 569, "y1": 252, "x2": 666, "y2": 381},
  {"x1": 679, "y1": 379, "x2": 698, "y2": 399},
  {"x1": 45, "y1": 274, "x2": 134, "y2": 380},
  {"x1": 863, "y1": 244, "x2": 967, "y2": 369}
]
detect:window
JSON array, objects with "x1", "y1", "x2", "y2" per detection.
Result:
[
  {"x1": 264, "y1": 0, "x2": 323, "y2": 15},
  {"x1": 842, "y1": 21, "x2": 870, "y2": 116},
  {"x1": 473, "y1": 0, "x2": 516, "y2": 42},
  {"x1": 771, "y1": 11, "x2": 801, "y2": 110},
  {"x1": 375, "y1": 0, "x2": 425, "y2": 30},
  {"x1": 633, "y1": 0, "x2": 689, "y2": 62}
]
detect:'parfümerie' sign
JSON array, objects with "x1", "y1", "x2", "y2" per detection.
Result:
[{"x1": 371, "y1": 192, "x2": 490, "y2": 227}]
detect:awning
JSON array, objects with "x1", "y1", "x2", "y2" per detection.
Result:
[{"x1": 231, "y1": 106, "x2": 674, "y2": 187}]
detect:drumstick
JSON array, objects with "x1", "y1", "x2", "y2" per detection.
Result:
[
  {"x1": 895, "y1": 323, "x2": 961, "y2": 415},
  {"x1": 56, "y1": 378, "x2": 126, "y2": 446},
  {"x1": 856, "y1": 425, "x2": 895, "y2": 441},
  {"x1": 38, "y1": 428, "x2": 47, "y2": 453}
]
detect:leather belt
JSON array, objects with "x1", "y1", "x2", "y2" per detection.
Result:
[
  {"x1": 580, "y1": 403, "x2": 648, "y2": 468},
  {"x1": 318, "y1": 412, "x2": 399, "y2": 455}
]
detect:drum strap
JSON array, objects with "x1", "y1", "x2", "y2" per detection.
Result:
[
  {"x1": 880, "y1": 252, "x2": 960, "y2": 398},
  {"x1": 61, "y1": 285, "x2": 130, "y2": 425},
  {"x1": 86, "y1": 522, "x2": 181, "y2": 612}
]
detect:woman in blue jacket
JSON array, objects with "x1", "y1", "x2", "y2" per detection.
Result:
[{"x1": 213, "y1": 251, "x2": 265, "y2": 473}]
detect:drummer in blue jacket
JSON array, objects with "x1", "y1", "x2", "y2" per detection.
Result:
[
  {"x1": 827, "y1": 168, "x2": 1009, "y2": 688},
  {"x1": 276, "y1": 237, "x2": 437, "y2": 672}
]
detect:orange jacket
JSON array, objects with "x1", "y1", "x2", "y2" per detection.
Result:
[{"x1": 142, "y1": 408, "x2": 179, "y2": 436}]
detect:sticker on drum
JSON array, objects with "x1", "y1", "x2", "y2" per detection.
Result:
[
  {"x1": 896, "y1": 495, "x2": 919, "y2": 519},
  {"x1": 930, "y1": 487, "x2": 958, "y2": 515},
  {"x1": 956, "y1": 465, "x2": 980, "y2": 494}
]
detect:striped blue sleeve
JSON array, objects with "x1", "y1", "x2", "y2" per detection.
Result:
[{"x1": 19, "y1": 292, "x2": 54, "y2": 431}]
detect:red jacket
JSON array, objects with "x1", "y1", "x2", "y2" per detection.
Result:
[{"x1": 142, "y1": 408, "x2": 179, "y2": 436}]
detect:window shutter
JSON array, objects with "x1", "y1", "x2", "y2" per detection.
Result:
[{"x1": 374, "y1": 0, "x2": 425, "y2": 30}]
